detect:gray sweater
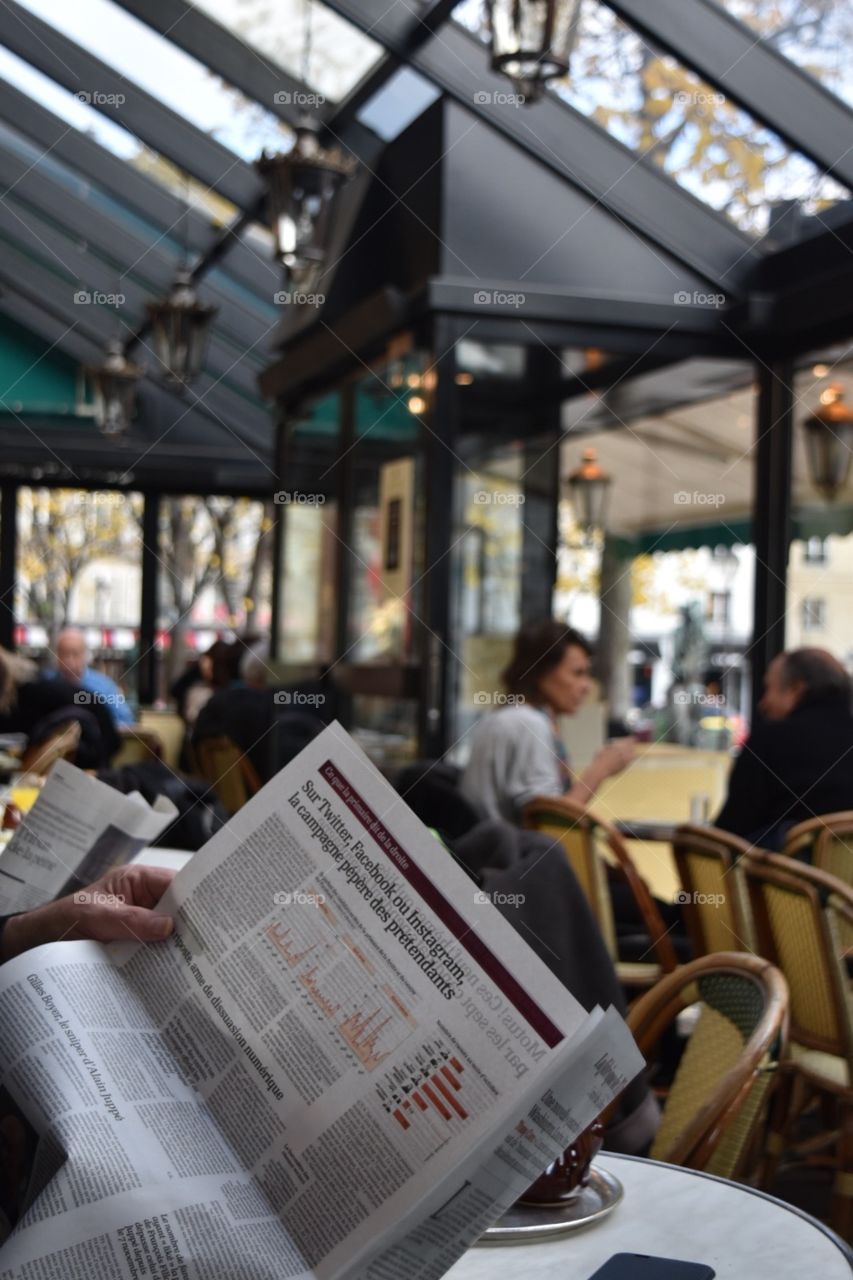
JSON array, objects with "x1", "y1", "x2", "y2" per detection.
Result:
[{"x1": 460, "y1": 705, "x2": 565, "y2": 823}]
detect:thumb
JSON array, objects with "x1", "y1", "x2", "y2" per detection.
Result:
[{"x1": 100, "y1": 905, "x2": 174, "y2": 942}]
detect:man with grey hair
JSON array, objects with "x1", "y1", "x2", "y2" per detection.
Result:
[
  {"x1": 53, "y1": 627, "x2": 134, "y2": 727},
  {"x1": 715, "y1": 647, "x2": 853, "y2": 848}
]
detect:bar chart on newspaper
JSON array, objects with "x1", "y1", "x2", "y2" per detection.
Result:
[{"x1": 262, "y1": 884, "x2": 419, "y2": 1071}]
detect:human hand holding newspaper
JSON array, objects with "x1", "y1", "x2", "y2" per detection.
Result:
[{"x1": 0, "y1": 724, "x2": 644, "y2": 1279}]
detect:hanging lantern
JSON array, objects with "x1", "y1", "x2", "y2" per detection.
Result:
[
  {"x1": 489, "y1": 0, "x2": 583, "y2": 102},
  {"x1": 256, "y1": 117, "x2": 356, "y2": 292},
  {"x1": 567, "y1": 446, "x2": 611, "y2": 534},
  {"x1": 146, "y1": 270, "x2": 218, "y2": 386},
  {"x1": 83, "y1": 340, "x2": 143, "y2": 437},
  {"x1": 802, "y1": 383, "x2": 853, "y2": 501}
]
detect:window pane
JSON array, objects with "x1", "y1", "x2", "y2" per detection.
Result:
[
  {"x1": 186, "y1": 0, "x2": 385, "y2": 103},
  {"x1": 15, "y1": 0, "x2": 294, "y2": 158}
]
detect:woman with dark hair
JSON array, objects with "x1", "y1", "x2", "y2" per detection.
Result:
[{"x1": 461, "y1": 619, "x2": 636, "y2": 823}]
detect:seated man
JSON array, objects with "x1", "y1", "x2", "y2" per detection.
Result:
[
  {"x1": 52, "y1": 628, "x2": 134, "y2": 728},
  {"x1": 715, "y1": 647, "x2": 853, "y2": 849}
]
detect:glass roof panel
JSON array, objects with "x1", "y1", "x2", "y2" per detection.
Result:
[
  {"x1": 15, "y1": 0, "x2": 294, "y2": 159},
  {"x1": 0, "y1": 48, "x2": 237, "y2": 225},
  {"x1": 186, "y1": 0, "x2": 385, "y2": 104},
  {"x1": 357, "y1": 68, "x2": 441, "y2": 141},
  {"x1": 712, "y1": 0, "x2": 853, "y2": 110},
  {"x1": 454, "y1": 0, "x2": 849, "y2": 238}
]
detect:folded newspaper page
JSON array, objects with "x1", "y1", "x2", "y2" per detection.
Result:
[
  {"x1": 0, "y1": 760, "x2": 177, "y2": 915},
  {"x1": 0, "y1": 723, "x2": 643, "y2": 1279}
]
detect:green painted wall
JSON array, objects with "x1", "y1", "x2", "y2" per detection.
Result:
[{"x1": 0, "y1": 314, "x2": 80, "y2": 414}]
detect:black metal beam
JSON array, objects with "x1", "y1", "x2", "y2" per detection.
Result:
[
  {"x1": 0, "y1": 0, "x2": 262, "y2": 209},
  {"x1": 326, "y1": 0, "x2": 462, "y2": 131},
  {"x1": 110, "y1": 0, "x2": 307, "y2": 127},
  {"x1": 608, "y1": 0, "x2": 853, "y2": 192},
  {"x1": 0, "y1": 77, "x2": 278, "y2": 301},
  {"x1": 138, "y1": 493, "x2": 159, "y2": 705},
  {"x1": 320, "y1": 0, "x2": 754, "y2": 290},
  {"x1": 750, "y1": 357, "x2": 794, "y2": 721},
  {"x1": 0, "y1": 480, "x2": 17, "y2": 651}
]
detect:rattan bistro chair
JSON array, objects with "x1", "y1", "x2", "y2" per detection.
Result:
[
  {"x1": 628, "y1": 953, "x2": 788, "y2": 1178},
  {"x1": 523, "y1": 795, "x2": 678, "y2": 991},
  {"x1": 782, "y1": 811, "x2": 853, "y2": 883},
  {"x1": 194, "y1": 735, "x2": 262, "y2": 815},
  {"x1": 743, "y1": 851, "x2": 853, "y2": 1236},
  {"x1": 672, "y1": 824, "x2": 757, "y2": 957}
]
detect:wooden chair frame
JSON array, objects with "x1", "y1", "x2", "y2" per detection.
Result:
[
  {"x1": 20, "y1": 719, "x2": 81, "y2": 776},
  {"x1": 628, "y1": 952, "x2": 788, "y2": 1174},
  {"x1": 781, "y1": 810, "x2": 853, "y2": 874},
  {"x1": 672, "y1": 823, "x2": 758, "y2": 957},
  {"x1": 524, "y1": 794, "x2": 678, "y2": 981},
  {"x1": 743, "y1": 850, "x2": 853, "y2": 1236}
]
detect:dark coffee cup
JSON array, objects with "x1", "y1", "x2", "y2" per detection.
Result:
[{"x1": 518, "y1": 1118, "x2": 604, "y2": 1206}]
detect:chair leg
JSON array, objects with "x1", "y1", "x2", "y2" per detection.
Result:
[
  {"x1": 830, "y1": 1100, "x2": 853, "y2": 1240},
  {"x1": 762, "y1": 1068, "x2": 802, "y2": 1189}
]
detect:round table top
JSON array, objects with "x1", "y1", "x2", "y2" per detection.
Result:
[{"x1": 446, "y1": 1154, "x2": 852, "y2": 1280}]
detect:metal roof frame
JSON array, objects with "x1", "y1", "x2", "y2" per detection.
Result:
[
  {"x1": 0, "y1": 0, "x2": 263, "y2": 209},
  {"x1": 0, "y1": 77, "x2": 279, "y2": 301},
  {"x1": 319, "y1": 0, "x2": 755, "y2": 291}
]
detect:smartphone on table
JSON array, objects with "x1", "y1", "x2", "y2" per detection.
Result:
[{"x1": 587, "y1": 1254, "x2": 715, "y2": 1279}]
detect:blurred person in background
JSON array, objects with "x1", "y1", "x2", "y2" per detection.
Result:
[
  {"x1": 461, "y1": 620, "x2": 636, "y2": 824},
  {"x1": 52, "y1": 628, "x2": 134, "y2": 728},
  {"x1": 716, "y1": 647, "x2": 853, "y2": 849}
]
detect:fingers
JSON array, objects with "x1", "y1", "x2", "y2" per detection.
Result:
[
  {"x1": 100, "y1": 864, "x2": 177, "y2": 909},
  {"x1": 84, "y1": 902, "x2": 174, "y2": 943}
]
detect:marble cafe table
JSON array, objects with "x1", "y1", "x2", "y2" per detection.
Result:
[{"x1": 447, "y1": 1153, "x2": 852, "y2": 1280}]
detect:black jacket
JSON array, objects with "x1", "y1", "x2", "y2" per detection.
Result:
[{"x1": 715, "y1": 700, "x2": 853, "y2": 848}]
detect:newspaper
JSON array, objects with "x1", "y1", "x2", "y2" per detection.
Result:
[
  {"x1": 0, "y1": 760, "x2": 177, "y2": 916},
  {"x1": 0, "y1": 723, "x2": 643, "y2": 1279}
]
